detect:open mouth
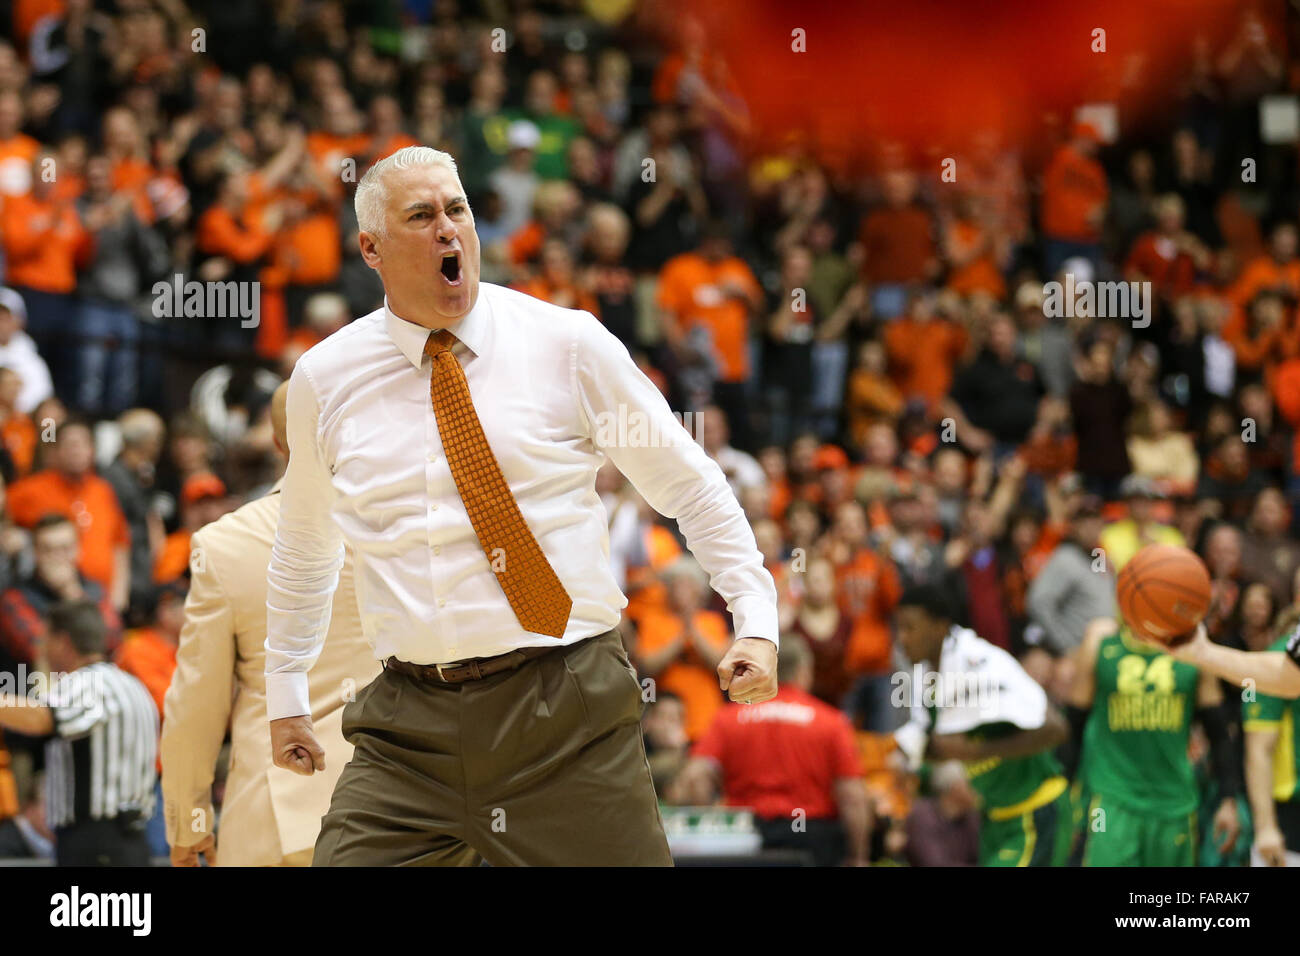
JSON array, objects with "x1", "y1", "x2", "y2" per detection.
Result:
[{"x1": 440, "y1": 252, "x2": 462, "y2": 286}]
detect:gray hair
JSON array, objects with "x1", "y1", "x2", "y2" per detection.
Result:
[{"x1": 354, "y1": 146, "x2": 462, "y2": 239}]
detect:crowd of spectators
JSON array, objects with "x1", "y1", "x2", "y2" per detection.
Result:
[{"x1": 0, "y1": 0, "x2": 1298, "y2": 865}]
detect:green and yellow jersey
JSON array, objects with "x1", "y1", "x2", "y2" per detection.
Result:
[
  {"x1": 962, "y1": 724, "x2": 1067, "y2": 820},
  {"x1": 1242, "y1": 632, "x2": 1300, "y2": 804},
  {"x1": 1082, "y1": 627, "x2": 1199, "y2": 816}
]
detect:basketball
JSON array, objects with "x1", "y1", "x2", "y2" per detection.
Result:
[{"x1": 1116, "y1": 544, "x2": 1213, "y2": 646}]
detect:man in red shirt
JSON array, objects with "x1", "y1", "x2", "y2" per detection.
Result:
[{"x1": 674, "y1": 635, "x2": 870, "y2": 866}]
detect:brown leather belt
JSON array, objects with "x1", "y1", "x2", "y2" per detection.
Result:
[{"x1": 384, "y1": 643, "x2": 561, "y2": 684}]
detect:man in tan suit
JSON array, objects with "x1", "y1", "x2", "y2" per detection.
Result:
[{"x1": 162, "y1": 384, "x2": 378, "y2": 866}]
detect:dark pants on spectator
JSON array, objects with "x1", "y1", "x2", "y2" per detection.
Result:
[
  {"x1": 756, "y1": 815, "x2": 846, "y2": 867},
  {"x1": 56, "y1": 813, "x2": 151, "y2": 866},
  {"x1": 11, "y1": 286, "x2": 76, "y2": 399},
  {"x1": 75, "y1": 300, "x2": 139, "y2": 417}
]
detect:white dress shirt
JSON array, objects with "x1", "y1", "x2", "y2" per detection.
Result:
[{"x1": 265, "y1": 282, "x2": 778, "y2": 720}]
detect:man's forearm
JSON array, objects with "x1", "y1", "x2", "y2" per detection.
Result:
[
  {"x1": 0, "y1": 697, "x2": 53, "y2": 735},
  {"x1": 834, "y1": 778, "x2": 871, "y2": 863},
  {"x1": 1245, "y1": 734, "x2": 1280, "y2": 836},
  {"x1": 1181, "y1": 645, "x2": 1300, "y2": 699}
]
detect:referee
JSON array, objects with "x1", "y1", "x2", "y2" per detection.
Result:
[{"x1": 0, "y1": 600, "x2": 157, "y2": 865}]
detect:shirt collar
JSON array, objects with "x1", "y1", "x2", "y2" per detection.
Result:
[{"x1": 384, "y1": 289, "x2": 490, "y2": 369}]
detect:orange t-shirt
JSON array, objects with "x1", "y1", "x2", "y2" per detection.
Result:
[
  {"x1": 835, "y1": 549, "x2": 902, "y2": 675},
  {"x1": 153, "y1": 529, "x2": 192, "y2": 584},
  {"x1": 1228, "y1": 256, "x2": 1300, "y2": 309},
  {"x1": 0, "y1": 132, "x2": 40, "y2": 196},
  {"x1": 883, "y1": 316, "x2": 969, "y2": 411},
  {"x1": 1, "y1": 413, "x2": 36, "y2": 476},
  {"x1": 114, "y1": 628, "x2": 177, "y2": 717},
  {"x1": 283, "y1": 192, "x2": 342, "y2": 285},
  {"x1": 196, "y1": 204, "x2": 275, "y2": 264},
  {"x1": 6, "y1": 470, "x2": 130, "y2": 590},
  {"x1": 635, "y1": 609, "x2": 731, "y2": 740},
  {"x1": 0, "y1": 193, "x2": 90, "y2": 293},
  {"x1": 656, "y1": 252, "x2": 761, "y2": 383},
  {"x1": 1041, "y1": 144, "x2": 1108, "y2": 243},
  {"x1": 624, "y1": 524, "x2": 682, "y2": 624},
  {"x1": 945, "y1": 220, "x2": 1005, "y2": 298},
  {"x1": 514, "y1": 277, "x2": 599, "y2": 316}
]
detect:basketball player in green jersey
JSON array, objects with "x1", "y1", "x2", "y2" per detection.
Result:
[
  {"x1": 1242, "y1": 609, "x2": 1300, "y2": 866},
  {"x1": 1067, "y1": 617, "x2": 1241, "y2": 866},
  {"x1": 894, "y1": 585, "x2": 1071, "y2": 867}
]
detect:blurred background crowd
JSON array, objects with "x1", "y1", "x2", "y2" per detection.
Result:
[{"x1": 0, "y1": 0, "x2": 1299, "y2": 865}]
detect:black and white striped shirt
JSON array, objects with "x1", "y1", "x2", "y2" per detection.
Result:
[{"x1": 45, "y1": 662, "x2": 158, "y2": 830}]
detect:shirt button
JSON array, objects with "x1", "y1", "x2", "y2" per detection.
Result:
[
  {"x1": 437, "y1": 599, "x2": 446, "y2": 608},
  {"x1": 433, "y1": 546, "x2": 441, "y2": 555},
  {"x1": 431, "y1": 503, "x2": 439, "y2": 512},
  {"x1": 428, "y1": 453, "x2": 437, "y2": 462}
]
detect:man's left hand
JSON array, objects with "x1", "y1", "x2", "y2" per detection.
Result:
[{"x1": 717, "y1": 637, "x2": 778, "y2": 704}]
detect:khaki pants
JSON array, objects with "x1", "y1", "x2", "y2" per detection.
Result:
[{"x1": 314, "y1": 630, "x2": 672, "y2": 866}]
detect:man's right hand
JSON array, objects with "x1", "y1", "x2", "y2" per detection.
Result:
[
  {"x1": 270, "y1": 715, "x2": 325, "y2": 775},
  {"x1": 171, "y1": 834, "x2": 217, "y2": 867}
]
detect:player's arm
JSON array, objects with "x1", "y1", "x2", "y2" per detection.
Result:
[
  {"x1": 0, "y1": 695, "x2": 53, "y2": 735},
  {"x1": 1244, "y1": 723, "x2": 1284, "y2": 865},
  {"x1": 1195, "y1": 669, "x2": 1242, "y2": 853},
  {"x1": 1169, "y1": 623, "x2": 1300, "y2": 699},
  {"x1": 573, "y1": 318, "x2": 778, "y2": 701},
  {"x1": 930, "y1": 707, "x2": 1068, "y2": 762},
  {"x1": 1061, "y1": 618, "x2": 1110, "y2": 778},
  {"x1": 832, "y1": 777, "x2": 872, "y2": 866}
]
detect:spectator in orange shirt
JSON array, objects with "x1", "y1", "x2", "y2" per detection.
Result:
[
  {"x1": 858, "y1": 168, "x2": 937, "y2": 318},
  {"x1": 0, "y1": 368, "x2": 36, "y2": 478},
  {"x1": 0, "y1": 90, "x2": 39, "y2": 198},
  {"x1": 153, "y1": 472, "x2": 229, "y2": 584},
  {"x1": 6, "y1": 418, "x2": 130, "y2": 608},
  {"x1": 883, "y1": 289, "x2": 969, "y2": 413},
  {"x1": 1, "y1": 150, "x2": 92, "y2": 392},
  {"x1": 631, "y1": 556, "x2": 731, "y2": 741},
  {"x1": 1227, "y1": 221, "x2": 1300, "y2": 309},
  {"x1": 657, "y1": 221, "x2": 763, "y2": 449},
  {"x1": 513, "y1": 238, "x2": 600, "y2": 315},
  {"x1": 824, "y1": 500, "x2": 902, "y2": 730},
  {"x1": 1041, "y1": 121, "x2": 1109, "y2": 275},
  {"x1": 942, "y1": 192, "x2": 1007, "y2": 300},
  {"x1": 277, "y1": 150, "x2": 344, "y2": 327},
  {"x1": 1224, "y1": 288, "x2": 1300, "y2": 376},
  {"x1": 845, "y1": 339, "x2": 904, "y2": 449},
  {"x1": 115, "y1": 580, "x2": 186, "y2": 716},
  {"x1": 194, "y1": 169, "x2": 281, "y2": 356}
]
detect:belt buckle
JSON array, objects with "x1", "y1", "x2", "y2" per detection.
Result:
[{"x1": 435, "y1": 662, "x2": 452, "y2": 682}]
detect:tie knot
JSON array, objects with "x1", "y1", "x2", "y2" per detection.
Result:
[{"x1": 424, "y1": 329, "x2": 456, "y2": 358}]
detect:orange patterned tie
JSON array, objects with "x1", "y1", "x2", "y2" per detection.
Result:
[{"x1": 424, "y1": 329, "x2": 572, "y2": 638}]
